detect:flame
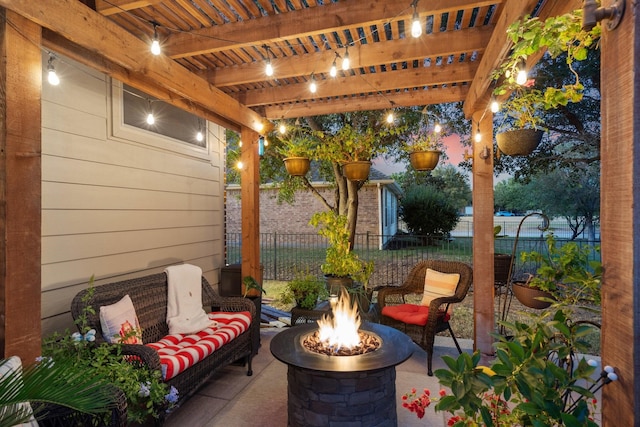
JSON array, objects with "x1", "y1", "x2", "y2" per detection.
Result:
[{"x1": 316, "y1": 290, "x2": 361, "y2": 351}]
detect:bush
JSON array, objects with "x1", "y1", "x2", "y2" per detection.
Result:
[{"x1": 399, "y1": 185, "x2": 459, "y2": 242}]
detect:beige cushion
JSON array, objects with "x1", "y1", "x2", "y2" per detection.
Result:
[
  {"x1": 99, "y1": 294, "x2": 143, "y2": 344},
  {"x1": 420, "y1": 268, "x2": 460, "y2": 306}
]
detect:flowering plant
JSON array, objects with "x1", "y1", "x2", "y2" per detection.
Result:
[
  {"x1": 404, "y1": 307, "x2": 617, "y2": 427},
  {"x1": 42, "y1": 285, "x2": 178, "y2": 424}
]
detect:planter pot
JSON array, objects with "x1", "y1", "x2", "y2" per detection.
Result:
[
  {"x1": 409, "y1": 150, "x2": 441, "y2": 171},
  {"x1": 494, "y1": 253, "x2": 513, "y2": 286},
  {"x1": 512, "y1": 281, "x2": 553, "y2": 309},
  {"x1": 342, "y1": 161, "x2": 371, "y2": 181},
  {"x1": 283, "y1": 157, "x2": 311, "y2": 176},
  {"x1": 496, "y1": 129, "x2": 543, "y2": 156}
]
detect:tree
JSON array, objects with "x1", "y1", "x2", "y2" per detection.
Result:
[{"x1": 399, "y1": 185, "x2": 460, "y2": 244}]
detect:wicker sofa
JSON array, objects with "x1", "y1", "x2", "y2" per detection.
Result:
[{"x1": 70, "y1": 271, "x2": 257, "y2": 409}]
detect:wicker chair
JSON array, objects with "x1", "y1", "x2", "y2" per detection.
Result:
[{"x1": 378, "y1": 259, "x2": 473, "y2": 376}]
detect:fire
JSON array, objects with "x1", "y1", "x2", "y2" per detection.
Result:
[{"x1": 317, "y1": 290, "x2": 361, "y2": 350}]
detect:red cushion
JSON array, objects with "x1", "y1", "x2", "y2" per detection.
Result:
[{"x1": 381, "y1": 303, "x2": 450, "y2": 326}]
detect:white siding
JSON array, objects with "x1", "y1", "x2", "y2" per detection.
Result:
[{"x1": 41, "y1": 54, "x2": 226, "y2": 335}]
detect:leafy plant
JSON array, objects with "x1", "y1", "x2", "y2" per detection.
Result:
[
  {"x1": 309, "y1": 211, "x2": 373, "y2": 285},
  {"x1": 280, "y1": 272, "x2": 329, "y2": 310},
  {"x1": 42, "y1": 286, "x2": 178, "y2": 424},
  {"x1": 520, "y1": 233, "x2": 601, "y2": 308},
  {"x1": 314, "y1": 123, "x2": 400, "y2": 163},
  {"x1": 493, "y1": 9, "x2": 601, "y2": 130},
  {"x1": 272, "y1": 125, "x2": 321, "y2": 158},
  {"x1": 399, "y1": 185, "x2": 460, "y2": 243},
  {"x1": 243, "y1": 276, "x2": 266, "y2": 298},
  {"x1": 401, "y1": 122, "x2": 445, "y2": 153},
  {"x1": 404, "y1": 307, "x2": 616, "y2": 427},
  {"x1": 0, "y1": 356, "x2": 115, "y2": 427}
]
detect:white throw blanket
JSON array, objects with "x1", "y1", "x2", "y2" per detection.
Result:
[{"x1": 165, "y1": 264, "x2": 216, "y2": 334}]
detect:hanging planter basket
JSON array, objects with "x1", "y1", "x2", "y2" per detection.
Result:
[
  {"x1": 283, "y1": 157, "x2": 311, "y2": 176},
  {"x1": 409, "y1": 150, "x2": 441, "y2": 171},
  {"x1": 342, "y1": 161, "x2": 371, "y2": 181},
  {"x1": 496, "y1": 129, "x2": 543, "y2": 156},
  {"x1": 512, "y1": 281, "x2": 554, "y2": 309}
]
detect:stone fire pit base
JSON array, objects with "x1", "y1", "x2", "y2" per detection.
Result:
[{"x1": 287, "y1": 365, "x2": 397, "y2": 427}]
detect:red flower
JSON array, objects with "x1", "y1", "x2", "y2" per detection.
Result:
[{"x1": 439, "y1": 389, "x2": 447, "y2": 397}]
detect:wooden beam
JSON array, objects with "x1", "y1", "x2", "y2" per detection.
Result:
[
  {"x1": 471, "y1": 111, "x2": 495, "y2": 362},
  {"x1": 95, "y1": 0, "x2": 163, "y2": 16},
  {"x1": 263, "y1": 86, "x2": 467, "y2": 119},
  {"x1": 0, "y1": 10, "x2": 42, "y2": 362},
  {"x1": 42, "y1": 30, "x2": 241, "y2": 132},
  {"x1": 237, "y1": 62, "x2": 477, "y2": 107},
  {"x1": 462, "y1": 0, "x2": 540, "y2": 118},
  {"x1": 165, "y1": 0, "x2": 500, "y2": 58},
  {"x1": 600, "y1": 1, "x2": 639, "y2": 424},
  {"x1": 0, "y1": 0, "x2": 265, "y2": 133},
  {"x1": 240, "y1": 127, "x2": 261, "y2": 297},
  {"x1": 462, "y1": 0, "x2": 581, "y2": 118},
  {"x1": 201, "y1": 26, "x2": 493, "y2": 87}
]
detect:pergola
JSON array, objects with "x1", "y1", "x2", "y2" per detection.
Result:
[{"x1": 0, "y1": 0, "x2": 637, "y2": 425}]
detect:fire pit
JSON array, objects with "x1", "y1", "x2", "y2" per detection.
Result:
[{"x1": 270, "y1": 293, "x2": 413, "y2": 427}]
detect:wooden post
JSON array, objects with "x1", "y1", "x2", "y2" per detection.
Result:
[
  {"x1": 471, "y1": 111, "x2": 495, "y2": 361},
  {"x1": 0, "y1": 9, "x2": 42, "y2": 362},
  {"x1": 239, "y1": 127, "x2": 262, "y2": 296},
  {"x1": 600, "y1": 1, "x2": 639, "y2": 424}
]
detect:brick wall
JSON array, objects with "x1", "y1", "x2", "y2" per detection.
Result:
[{"x1": 225, "y1": 183, "x2": 383, "y2": 236}]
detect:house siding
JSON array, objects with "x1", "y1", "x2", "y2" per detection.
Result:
[{"x1": 41, "y1": 53, "x2": 226, "y2": 335}]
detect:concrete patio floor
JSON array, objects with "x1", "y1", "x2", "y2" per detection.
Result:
[{"x1": 163, "y1": 327, "x2": 474, "y2": 427}]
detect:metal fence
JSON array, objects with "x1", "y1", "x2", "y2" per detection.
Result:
[{"x1": 225, "y1": 230, "x2": 601, "y2": 289}]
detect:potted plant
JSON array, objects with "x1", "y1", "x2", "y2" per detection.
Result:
[
  {"x1": 280, "y1": 272, "x2": 329, "y2": 310},
  {"x1": 516, "y1": 233, "x2": 601, "y2": 310},
  {"x1": 492, "y1": 10, "x2": 601, "y2": 156},
  {"x1": 402, "y1": 122, "x2": 444, "y2": 171},
  {"x1": 274, "y1": 128, "x2": 320, "y2": 177},
  {"x1": 314, "y1": 123, "x2": 398, "y2": 181},
  {"x1": 309, "y1": 211, "x2": 374, "y2": 296}
]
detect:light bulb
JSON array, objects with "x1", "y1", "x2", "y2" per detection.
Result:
[
  {"x1": 342, "y1": 48, "x2": 350, "y2": 70},
  {"x1": 263, "y1": 138, "x2": 269, "y2": 147},
  {"x1": 47, "y1": 69, "x2": 60, "y2": 86},
  {"x1": 151, "y1": 25, "x2": 161, "y2": 55},
  {"x1": 474, "y1": 132, "x2": 482, "y2": 143},
  {"x1": 516, "y1": 68, "x2": 528, "y2": 85},
  {"x1": 151, "y1": 39, "x2": 161, "y2": 55},
  {"x1": 236, "y1": 160, "x2": 243, "y2": 170},
  {"x1": 265, "y1": 60, "x2": 274, "y2": 76},
  {"x1": 256, "y1": 122, "x2": 264, "y2": 132},
  {"x1": 279, "y1": 123, "x2": 286, "y2": 134},
  {"x1": 196, "y1": 131, "x2": 204, "y2": 142},
  {"x1": 386, "y1": 112, "x2": 394, "y2": 124},
  {"x1": 434, "y1": 123, "x2": 442, "y2": 133},
  {"x1": 330, "y1": 61, "x2": 337, "y2": 77},
  {"x1": 411, "y1": 12, "x2": 422, "y2": 38},
  {"x1": 238, "y1": 140, "x2": 243, "y2": 147},
  {"x1": 309, "y1": 80, "x2": 317, "y2": 93},
  {"x1": 146, "y1": 113, "x2": 155, "y2": 125},
  {"x1": 490, "y1": 100, "x2": 500, "y2": 113}
]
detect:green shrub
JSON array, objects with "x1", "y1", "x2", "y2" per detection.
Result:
[{"x1": 399, "y1": 185, "x2": 460, "y2": 241}]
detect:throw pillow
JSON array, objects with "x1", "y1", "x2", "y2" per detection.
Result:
[
  {"x1": 99, "y1": 294, "x2": 143, "y2": 344},
  {"x1": 0, "y1": 356, "x2": 39, "y2": 427},
  {"x1": 420, "y1": 268, "x2": 460, "y2": 306}
]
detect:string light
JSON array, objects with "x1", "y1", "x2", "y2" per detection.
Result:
[
  {"x1": 474, "y1": 123, "x2": 482, "y2": 143},
  {"x1": 236, "y1": 160, "x2": 243, "y2": 170},
  {"x1": 516, "y1": 62, "x2": 528, "y2": 85},
  {"x1": 434, "y1": 123, "x2": 442, "y2": 133},
  {"x1": 309, "y1": 74, "x2": 317, "y2": 93},
  {"x1": 490, "y1": 100, "x2": 500, "y2": 113},
  {"x1": 146, "y1": 100, "x2": 155, "y2": 125},
  {"x1": 47, "y1": 54, "x2": 60, "y2": 86},
  {"x1": 411, "y1": 1, "x2": 422, "y2": 38},
  {"x1": 386, "y1": 111, "x2": 394, "y2": 124},
  {"x1": 279, "y1": 122, "x2": 287, "y2": 134},
  {"x1": 330, "y1": 52, "x2": 338, "y2": 77},
  {"x1": 263, "y1": 45, "x2": 274, "y2": 77},
  {"x1": 342, "y1": 46, "x2": 350, "y2": 71},
  {"x1": 150, "y1": 23, "x2": 161, "y2": 56}
]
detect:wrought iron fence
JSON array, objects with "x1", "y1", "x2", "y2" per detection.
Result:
[{"x1": 225, "y1": 231, "x2": 601, "y2": 289}]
